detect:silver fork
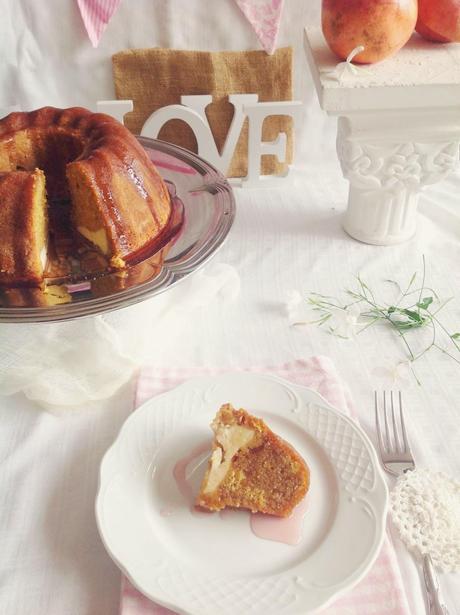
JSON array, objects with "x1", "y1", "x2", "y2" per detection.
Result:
[
  {"x1": 374, "y1": 391, "x2": 450, "y2": 615},
  {"x1": 375, "y1": 391, "x2": 414, "y2": 476}
]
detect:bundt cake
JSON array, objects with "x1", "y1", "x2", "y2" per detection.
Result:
[
  {"x1": 196, "y1": 404, "x2": 310, "y2": 517},
  {"x1": 0, "y1": 169, "x2": 48, "y2": 285},
  {"x1": 0, "y1": 106, "x2": 172, "y2": 285}
]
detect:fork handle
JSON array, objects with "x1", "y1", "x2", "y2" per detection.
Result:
[{"x1": 423, "y1": 555, "x2": 450, "y2": 615}]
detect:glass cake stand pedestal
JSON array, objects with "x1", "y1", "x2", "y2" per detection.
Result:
[{"x1": 304, "y1": 27, "x2": 460, "y2": 245}]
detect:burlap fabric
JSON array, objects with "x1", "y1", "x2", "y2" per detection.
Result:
[{"x1": 112, "y1": 47, "x2": 293, "y2": 177}]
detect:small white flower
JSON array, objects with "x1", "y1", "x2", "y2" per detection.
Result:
[
  {"x1": 284, "y1": 290, "x2": 329, "y2": 328},
  {"x1": 285, "y1": 290, "x2": 307, "y2": 325},
  {"x1": 329, "y1": 304, "x2": 362, "y2": 338},
  {"x1": 372, "y1": 360, "x2": 412, "y2": 388}
]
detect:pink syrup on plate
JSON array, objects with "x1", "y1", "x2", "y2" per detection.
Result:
[
  {"x1": 172, "y1": 441, "x2": 212, "y2": 516},
  {"x1": 250, "y1": 496, "x2": 309, "y2": 545},
  {"x1": 172, "y1": 442, "x2": 308, "y2": 545}
]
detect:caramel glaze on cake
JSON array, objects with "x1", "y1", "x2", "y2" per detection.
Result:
[
  {"x1": 196, "y1": 404, "x2": 310, "y2": 518},
  {"x1": 0, "y1": 106, "x2": 173, "y2": 285}
]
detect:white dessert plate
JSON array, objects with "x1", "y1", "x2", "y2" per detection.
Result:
[{"x1": 96, "y1": 372, "x2": 388, "y2": 615}]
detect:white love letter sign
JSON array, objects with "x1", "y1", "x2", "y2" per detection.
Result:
[
  {"x1": 142, "y1": 94, "x2": 256, "y2": 181},
  {"x1": 98, "y1": 96, "x2": 301, "y2": 187},
  {"x1": 96, "y1": 99, "x2": 133, "y2": 123}
]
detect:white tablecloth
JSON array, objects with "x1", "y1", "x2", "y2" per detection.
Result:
[{"x1": 1, "y1": 1, "x2": 459, "y2": 614}]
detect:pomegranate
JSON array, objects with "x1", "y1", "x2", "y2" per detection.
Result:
[
  {"x1": 416, "y1": 0, "x2": 460, "y2": 43},
  {"x1": 322, "y1": 0, "x2": 418, "y2": 64}
]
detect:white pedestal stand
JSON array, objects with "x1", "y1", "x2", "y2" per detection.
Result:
[{"x1": 304, "y1": 28, "x2": 460, "y2": 245}]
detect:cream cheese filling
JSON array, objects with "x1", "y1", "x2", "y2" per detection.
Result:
[
  {"x1": 203, "y1": 424, "x2": 254, "y2": 494},
  {"x1": 77, "y1": 226, "x2": 109, "y2": 255}
]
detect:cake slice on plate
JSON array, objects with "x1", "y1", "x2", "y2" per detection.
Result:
[{"x1": 196, "y1": 403, "x2": 310, "y2": 518}]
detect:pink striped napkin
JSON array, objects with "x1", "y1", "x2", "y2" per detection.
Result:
[{"x1": 120, "y1": 357, "x2": 410, "y2": 615}]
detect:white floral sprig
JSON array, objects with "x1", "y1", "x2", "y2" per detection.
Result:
[
  {"x1": 288, "y1": 257, "x2": 460, "y2": 385},
  {"x1": 324, "y1": 45, "x2": 371, "y2": 84},
  {"x1": 371, "y1": 360, "x2": 412, "y2": 388}
]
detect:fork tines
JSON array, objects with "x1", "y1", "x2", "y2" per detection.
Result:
[{"x1": 374, "y1": 390, "x2": 410, "y2": 455}]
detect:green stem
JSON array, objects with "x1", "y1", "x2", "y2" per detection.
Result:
[
  {"x1": 409, "y1": 363, "x2": 422, "y2": 386},
  {"x1": 431, "y1": 313, "x2": 460, "y2": 353},
  {"x1": 396, "y1": 271, "x2": 417, "y2": 305},
  {"x1": 429, "y1": 297, "x2": 453, "y2": 317},
  {"x1": 417, "y1": 254, "x2": 426, "y2": 313},
  {"x1": 433, "y1": 344, "x2": 460, "y2": 365},
  {"x1": 350, "y1": 293, "x2": 417, "y2": 360},
  {"x1": 308, "y1": 298, "x2": 343, "y2": 310},
  {"x1": 356, "y1": 317, "x2": 380, "y2": 334},
  {"x1": 412, "y1": 318, "x2": 436, "y2": 362}
]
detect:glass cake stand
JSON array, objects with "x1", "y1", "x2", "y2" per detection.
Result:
[{"x1": 0, "y1": 138, "x2": 235, "y2": 323}]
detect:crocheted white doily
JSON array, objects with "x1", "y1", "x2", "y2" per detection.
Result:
[{"x1": 390, "y1": 469, "x2": 460, "y2": 572}]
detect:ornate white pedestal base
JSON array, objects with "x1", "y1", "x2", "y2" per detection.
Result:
[
  {"x1": 304, "y1": 28, "x2": 460, "y2": 245},
  {"x1": 337, "y1": 112, "x2": 460, "y2": 245}
]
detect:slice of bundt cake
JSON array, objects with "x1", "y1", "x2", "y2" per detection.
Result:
[
  {"x1": 196, "y1": 404, "x2": 310, "y2": 517},
  {"x1": 0, "y1": 169, "x2": 48, "y2": 285}
]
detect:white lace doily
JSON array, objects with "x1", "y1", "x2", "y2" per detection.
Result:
[{"x1": 390, "y1": 469, "x2": 460, "y2": 572}]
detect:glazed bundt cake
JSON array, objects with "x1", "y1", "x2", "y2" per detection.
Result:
[
  {"x1": 0, "y1": 106, "x2": 172, "y2": 285},
  {"x1": 0, "y1": 169, "x2": 48, "y2": 285},
  {"x1": 196, "y1": 404, "x2": 310, "y2": 517}
]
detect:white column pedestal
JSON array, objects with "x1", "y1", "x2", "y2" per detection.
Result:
[
  {"x1": 337, "y1": 112, "x2": 460, "y2": 244},
  {"x1": 344, "y1": 186, "x2": 419, "y2": 245},
  {"x1": 304, "y1": 28, "x2": 460, "y2": 245}
]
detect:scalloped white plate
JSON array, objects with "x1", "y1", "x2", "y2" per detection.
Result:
[{"x1": 96, "y1": 372, "x2": 388, "y2": 615}]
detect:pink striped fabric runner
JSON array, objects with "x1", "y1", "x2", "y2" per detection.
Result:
[{"x1": 120, "y1": 358, "x2": 411, "y2": 615}]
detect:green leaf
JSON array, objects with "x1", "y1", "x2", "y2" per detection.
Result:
[
  {"x1": 451, "y1": 333, "x2": 460, "y2": 340},
  {"x1": 389, "y1": 308, "x2": 427, "y2": 330},
  {"x1": 402, "y1": 309, "x2": 423, "y2": 322},
  {"x1": 387, "y1": 306, "x2": 396, "y2": 314},
  {"x1": 392, "y1": 322, "x2": 421, "y2": 331},
  {"x1": 417, "y1": 296, "x2": 433, "y2": 310}
]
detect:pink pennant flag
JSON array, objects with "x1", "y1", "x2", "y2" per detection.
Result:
[
  {"x1": 77, "y1": 0, "x2": 122, "y2": 47},
  {"x1": 235, "y1": 0, "x2": 285, "y2": 55}
]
